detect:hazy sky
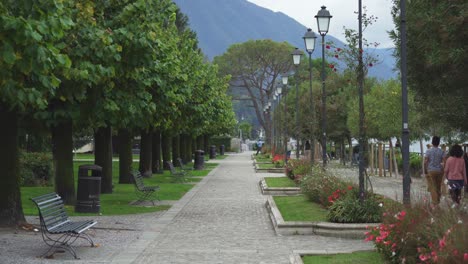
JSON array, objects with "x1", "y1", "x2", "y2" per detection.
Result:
[{"x1": 247, "y1": 0, "x2": 396, "y2": 48}]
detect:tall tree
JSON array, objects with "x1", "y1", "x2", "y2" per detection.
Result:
[
  {"x1": 213, "y1": 40, "x2": 293, "y2": 143},
  {"x1": 0, "y1": 0, "x2": 72, "y2": 225},
  {"x1": 390, "y1": 0, "x2": 468, "y2": 130}
]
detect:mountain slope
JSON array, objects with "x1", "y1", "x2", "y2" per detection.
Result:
[{"x1": 173, "y1": 0, "x2": 396, "y2": 80}]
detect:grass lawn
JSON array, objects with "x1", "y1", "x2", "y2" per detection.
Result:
[
  {"x1": 258, "y1": 163, "x2": 278, "y2": 169},
  {"x1": 273, "y1": 195, "x2": 328, "y2": 222},
  {"x1": 264, "y1": 177, "x2": 296, "y2": 187},
  {"x1": 302, "y1": 251, "x2": 385, "y2": 264},
  {"x1": 22, "y1": 160, "x2": 217, "y2": 216}
]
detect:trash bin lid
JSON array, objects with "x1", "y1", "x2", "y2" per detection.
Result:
[{"x1": 78, "y1": 164, "x2": 102, "y2": 171}]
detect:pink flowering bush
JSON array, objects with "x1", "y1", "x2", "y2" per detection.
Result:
[
  {"x1": 272, "y1": 154, "x2": 284, "y2": 168},
  {"x1": 365, "y1": 201, "x2": 468, "y2": 263},
  {"x1": 300, "y1": 165, "x2": 348, "y2": 206},
  {"x1": 284, "y1": 158, "x2": 312, "y2": 182}
]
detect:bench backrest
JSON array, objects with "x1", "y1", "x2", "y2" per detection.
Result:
[
  {"x1": 177, "y1": 158, "x2": 184, "y2": 168},
  {"x1": 132, "y1": 171, "x2": 146, "y2": 190},
  {"x1": 31, "y1": 193, "x2": 69, "y2": 232},
  {"x1": 166, "y1": 161, "x2": 178, "y2": 174}
]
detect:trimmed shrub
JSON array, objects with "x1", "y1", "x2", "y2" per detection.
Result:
[
  {"x1": 19, "y1": 152, "x2": 54, "y2": 186},
  {"x1": 327, "y1": 189, "x2": 383, "y2": 223},
  {"x1": 285, "y1": 158, "x2": 312, "y2": 182},
  {"x1": 300, "y1": 166, "x2": 347, "y2": 206}
]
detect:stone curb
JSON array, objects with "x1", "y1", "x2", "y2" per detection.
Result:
[
  {"x1": 289, "y1": 249, "x2": 376, "y2": 264},
  {"x1": 266, "y1": 196, "x2": 379, "y2": 239},
  {"x1": 259, "y1": 179, "x2": 301, "y2": 196},
  {"x1": 254, "y1": 164, "x2": 284, "y2": 173}
]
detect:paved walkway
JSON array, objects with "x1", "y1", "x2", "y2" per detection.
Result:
[{"x1": 119, "y1": 152, "x2": 372, "y2": 263}]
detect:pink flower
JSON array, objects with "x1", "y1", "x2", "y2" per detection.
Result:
[
  {"x1": 439, "y1": 237, "x2": 446, "y2": 249},
  {"x1": 464, "y1": 253, "x2": 468, "y2": 261},
  {"x1": 419, "y1": 254, "x2": 430, "y2": 262}
]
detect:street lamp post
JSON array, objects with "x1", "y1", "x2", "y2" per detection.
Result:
[
  {"x1": 303, "y1": 28, "x2": 317, "y2": 165},
  {"x1": 315, "y1": 6, "x2": 332, "y2": 167},
  {"x1": 291, "y1": 48, "x2": 303, "y2": 159},
  {"x1": 275, "y1": 88, "x2": 281, "y2": 152},
  {"x1": 281, "y1": 74, "x2": 288, "y2": 163},
  {"x1": 400, "y1": 0, "x2": 411, "y2": 205}
]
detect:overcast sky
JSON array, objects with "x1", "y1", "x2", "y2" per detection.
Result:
[{"x1": 247, "y1": 0, "x2": 396, "y2": 48}]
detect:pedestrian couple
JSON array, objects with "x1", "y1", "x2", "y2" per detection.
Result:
[{"x1": 424, "y1": 136, "x2": 467, "y2": 205}]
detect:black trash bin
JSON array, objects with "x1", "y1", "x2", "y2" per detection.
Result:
[
  {"x1": 209, "y1": 145, "x2": 216, "y2": 159},
  {"x1": 75, "y1": 164, "x2": 102, "y2": 213},
  {"x1": 194, "y1": 150, "x2": 205, "y2": 170},
  {"x1": 219, "y1": 145, "x2": 225, "y2": 156}
]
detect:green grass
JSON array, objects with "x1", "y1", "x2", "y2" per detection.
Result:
[
  {"x1": 73, "y1": 153, "x2": 140, "y2": 160},
  {"x1": 264, "y1": 177, "x2": 296, "y2": 187},
  {"x1": 22, "y1": 160, "x2": 218, "y2": 216},
  {"x1": 255, "y1": 156, "x2": 272, "y2": 162},
  {"x1": 273, "y1": 195, "x2": 328, "y2": 222},
  {"x1": 258, "y1": 163, "x2": 277, "y2": 169},
  {"x1": 302, "y1": 251, "x2": 385, "y2": 264}
]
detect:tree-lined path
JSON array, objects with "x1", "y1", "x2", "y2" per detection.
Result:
[{"x1": 115, "y1": 151, "x2": 372, "y2": 264}]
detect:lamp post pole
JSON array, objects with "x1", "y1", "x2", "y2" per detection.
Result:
[
  {"x1": 281, "y1": 75, "x2": 288, "y2": 163},
  {"x1": 400, "y1": 0, "x2": 411, "y2": 205},
  {"x1": 303, "y1": 28, "x2": 317, "y2": 165},
  {"x1": 291, "y1": 48, "x2": 303, "y2": 159},
  {"x1": 315, "y1": 6, "x2": 332, "y2": 167}
]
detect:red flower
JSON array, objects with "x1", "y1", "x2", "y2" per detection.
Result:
[
  {"x1": 368, "y1": 63, "x2": 373, "y2": 67},
  {"x1": 464, "y1": 253, "x2": 468, "y2": 261},
  {"x1": 326, "y1": 45, "x2": 330, "y2": 49},
  {"x1": 333, "y1": 68, "x2": 337, "y2": 72},
  {"x1": 336, "y1": 48, "x2": 341, "y2": 52},
  {"x1": 334, "y1": 54, "x2": 339, "y2": 58},
  {"x1": 329, "y1": 64, "x2": 334, "y2": 69},
  {"x1": 347, "y1": 186, "x2": 353, "y2": 190}
]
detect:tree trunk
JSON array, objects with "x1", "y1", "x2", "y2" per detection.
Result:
[
  {"x1": 192, "y1": 136, "x2": 197, "y2": 153},
  {"x1": 161, "y1": 132, "x2": 171, "y2": 170},
  {"x1": 152, "y1": 130, "x2": 162, "y2": 173},
  {"x1": 390, "y1": 139, "x2": 399, "y2": 177},
  {"x1": 388, "y1": 139, "x2": 393, "y2": 177},
  {"x1": 420, "y1": 138, "x2": 425, "y2": 176},
  {"x1": 51, "y1": 120, "x2": 76, "y2": 205},
  {"x1": 179, "y1": 134, "x2": 186, "y2": 163},
  {"x1": 139, "y1": 130, "x2": 152, "y2": 178},
  {"x1": 0, "y1": 107, "x2": 25, "y2": 226},
  {"x1": 172, "y1": 134, "x2": 180, "y2": 166},
  {"x1": 186, "y1": 135, "x2": 193, "y2": 163},
  {"x1": 196, "y1": 135, "x2": 203, "y2": 152},
  {"x1": 94, "y1": 126, "x2": 113, "y2": 194},
  {"x1": 118, "y1": 129, "x2": 133, "y2": 183},
  {"x1": 203, "y1": 134, "x2": 209, "y2": 154}
]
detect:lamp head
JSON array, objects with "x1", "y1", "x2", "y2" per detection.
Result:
[
  {"x1": 303, "y1": 28, "x2": 317, "y2": 53},
  {"x1": 291, "y1": 47, "x2": 303, "y2": 66},
  {"x1": 315, "y1": 6, "x2": 332, "y2": 36}
]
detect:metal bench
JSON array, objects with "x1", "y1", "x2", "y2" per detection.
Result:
[
  {"x1": 166, "y1": 161, "x2": 187, "y2": 182},
  {"x1": 177, "y1": 157, "x2": 193, "y2": 176},
  {"x1": 30, "y1": 193, "x2": 97, "y2": 259},
  {"x1": 131, "y1": 171, "x2": 160, "y2": 205}
]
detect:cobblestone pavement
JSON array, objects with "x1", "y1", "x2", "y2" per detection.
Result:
[
  {"x1": 0, "y1": 152, "x2": 374, "y2": 264},
  {"x1": 127, "y1": 152, "x2": 372, "y2": 264}
]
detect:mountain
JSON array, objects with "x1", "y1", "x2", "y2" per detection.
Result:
[{"x1": 173, "y1": 0, "x2": 397, "y2": 80}]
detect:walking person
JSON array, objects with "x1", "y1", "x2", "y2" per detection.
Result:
[
  {"x1": 424, "y1": 136, "x2": 445, "y2": 205},
  {"x1": 255, "y1": 140, "x2": 263, "y2": 155},
  {"x1": 444, "y1": 144, "x2": 467, "y2": 205}
]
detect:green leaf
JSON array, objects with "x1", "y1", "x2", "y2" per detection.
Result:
[{"x1": 2, "y1": 42, "x2": 16, "y2": 65}]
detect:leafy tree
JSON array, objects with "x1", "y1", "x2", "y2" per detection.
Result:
[
  {"x1": 213, "y1": 40, "x2": 293, "y2": 143},
  {"x1": 390, "y1": 0, "x2": 468, "y2": 130},
  {"x1": 0, "y1": 0, "x2": 73, "y2": 226}
]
